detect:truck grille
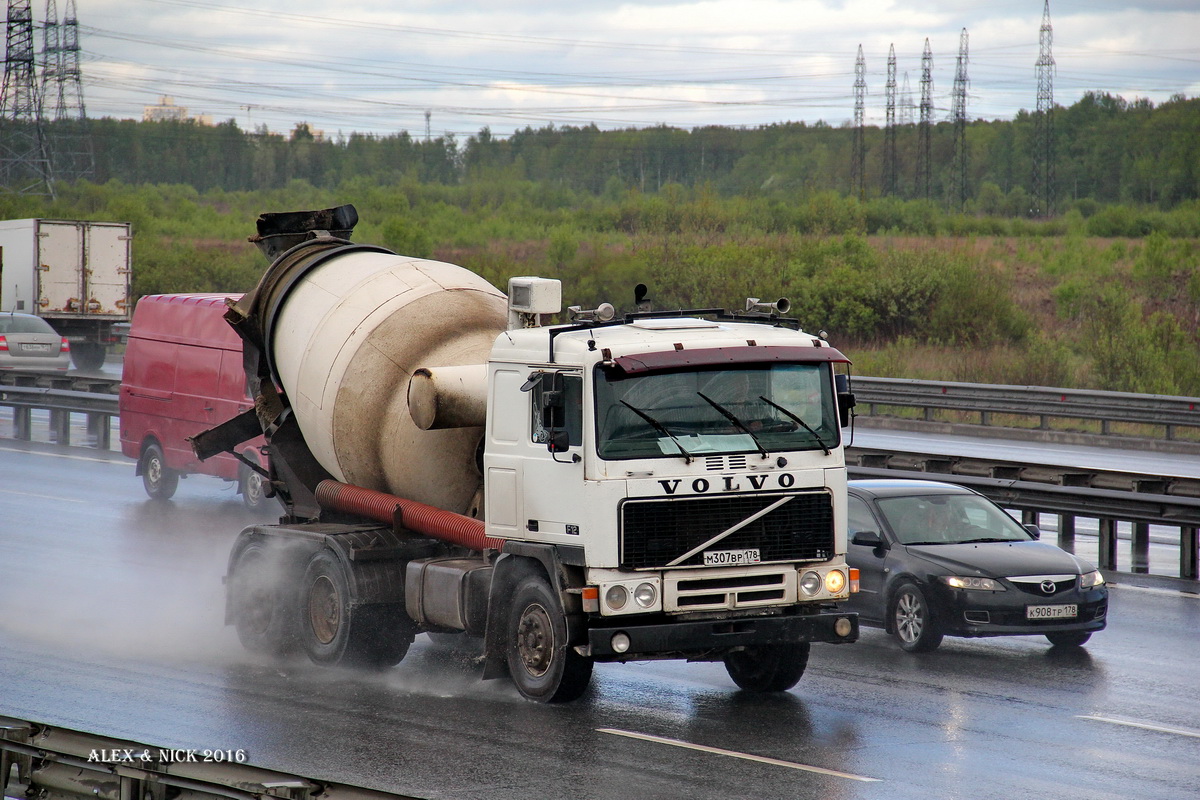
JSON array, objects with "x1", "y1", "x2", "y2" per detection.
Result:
[{"x1": 620, "y1": 490, "x2": 834, "y2": 569}]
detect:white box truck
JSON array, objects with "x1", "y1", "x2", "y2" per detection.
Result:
[{"x1": 0, "y1": 218, "x2": 133, "y2": 370}]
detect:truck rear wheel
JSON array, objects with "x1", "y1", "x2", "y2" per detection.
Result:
[
  {"x1": 140, "y1": 442, "x2": 179, "y2": 500},
  {"x1": 70, "y1": 342, "x2": 106, "y2": 371},
  {"x1": 506, "y1": 574, "x2": 592, "y2": 703},
  {"x1": 723, "y1": 642, "x2": 810, "y2": 692},
  {"x1": 229, "y1": 540, "x2": 298, "y2": 656},
  {"x1": 300, "y1": 549, "x2": 413, "y2": 669}
]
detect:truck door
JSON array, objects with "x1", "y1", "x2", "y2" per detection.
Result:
[
  {"x1": 484, "y1": 368, "x2": 585, "y2": 544},
  {"x1": 83, "y1": 223, "x2": 131, "y2": 316},
  {"x1": 37, "y1": 221, "x2": 84, "y2": 314},
  {"x1": 522, "y1": 371, "x2": 585, "y2": 541}
]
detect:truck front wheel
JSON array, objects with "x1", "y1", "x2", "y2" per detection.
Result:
[
  {"x1": 300, "y1": 549, "x2": 412, "y2": 669},
  {"x1": 506, "y1": 574, "x2": 593, "y2": 703},
  {"x1": 140, "y1": 442, "x2": 179, "y2": 500},
  {"x1": 723, "y1": 641, "x2": 810, "y2": 692}
]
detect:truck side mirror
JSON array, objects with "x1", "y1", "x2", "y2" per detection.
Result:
[
  {"x1": 548, "y1": 428, "x2": 571, "y2": 453},
  {"x1": 835, "y1": 373, "x2": 856, "y2": 428}
]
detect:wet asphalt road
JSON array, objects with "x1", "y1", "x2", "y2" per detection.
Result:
[{"x1": 1, "y1": 442, "x2": 1198, "y2": 800}]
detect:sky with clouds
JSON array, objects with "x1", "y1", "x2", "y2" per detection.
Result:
[{"x1": 52, "y1": 0, "x2": 1200, "y2": 140}]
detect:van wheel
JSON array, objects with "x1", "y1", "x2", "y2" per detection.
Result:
[
  {"x1": 141, "y1": 442, "x2": 179, "y2": 500},
  {"x1": 239, "y1": 460, "x2": 268, "y2": 509}
]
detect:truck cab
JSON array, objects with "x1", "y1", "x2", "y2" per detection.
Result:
[{"x1": 480, "y1": 282, "x2": 856, "y2": 679}]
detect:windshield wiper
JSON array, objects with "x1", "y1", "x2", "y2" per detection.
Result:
[
  {"x1": 696, "y1": 392, "x2": 769, "y2": 459},
  {"x1": 759, "y1": 396, "x2": 831, "y2": 455},
  {"x1": 620, "y1": 400, "x2": 695, "y2": 463},
  {"x1": 958, "y1": 537, "x2": 1018, "y2": 544}
]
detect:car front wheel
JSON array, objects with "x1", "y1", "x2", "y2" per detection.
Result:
[{"x1": 891, "y1": 582, "x2": 943, "y2": 653}]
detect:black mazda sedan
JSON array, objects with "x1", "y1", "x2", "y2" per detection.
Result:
[{"x1": 845, "y1": 479, "x2": 1108, "y2": 652}]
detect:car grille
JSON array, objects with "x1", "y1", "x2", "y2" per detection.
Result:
[
  {"x1": 620, "y1": 490, "x2": 834, "y2": 569},
  {"x1": 1008, "y1": 575, "x2": 1078, "y2": 597}
]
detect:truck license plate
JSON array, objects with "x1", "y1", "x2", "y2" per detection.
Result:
[
  {"x1": 1026, "y1": 604, "x2": 1077, "y2": 620},
  {"x1": 704, "y1": 548, "x2": 761, "y2": 566}
]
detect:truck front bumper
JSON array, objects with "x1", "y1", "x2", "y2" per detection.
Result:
[{"x1": 583, "y1": 609, "x2": 858, "y2": 660}]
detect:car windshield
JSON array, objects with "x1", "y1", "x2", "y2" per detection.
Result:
[
  {"x1": 875, "y1": 493, "x2": 1033, "y2": 545},
  {"x1": 0, "y1": 315, "x2": 55, "y2": 335},
  {"x1": 594, "y1": 362, "x2": 838, "y2": 460}
]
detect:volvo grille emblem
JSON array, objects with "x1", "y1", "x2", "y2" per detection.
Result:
[{"x1": 1040, "y1": 579, "x2": 1057, "y2": 595}]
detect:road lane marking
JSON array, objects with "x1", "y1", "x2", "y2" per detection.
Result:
[
  {"x1": 0, "y1": 487, "x2": 88, "y2": 504},
  {"x1": 597, "y1": 727, "x2": 881, "y2": 782},
  {"x1": 0, "y1": 444, "x2": 126, "y2": 465},
  {"x1": 1078, "y1": 715, "x2": 1200, "y2": 739}
]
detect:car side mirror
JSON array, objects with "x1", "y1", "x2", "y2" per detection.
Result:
[
  {"x1": 1023, "y1": 523, "x2": 1041, "y2": 540},
  {"x1": 852, "y1": 529, "x2": 885, "y2": 548}
]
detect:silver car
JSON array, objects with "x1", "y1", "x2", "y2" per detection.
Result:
[{"x1": 0, "y1": 313, "x2": 71, "y2": 371}]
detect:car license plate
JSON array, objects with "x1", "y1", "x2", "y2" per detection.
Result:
[
  {"x1": 21, "y1": 343, "x2": 52, "y2": 353},
  {"x1": 704, "y1": 548, "x2": 761, "y2": 566},
  {"x1": 1026, "y1": 604, "x2": 1077, "y2": 620}
]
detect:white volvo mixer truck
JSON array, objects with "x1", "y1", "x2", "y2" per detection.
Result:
[{"x1": 194, "y1": 205, "x2": 860, "y2": 703}]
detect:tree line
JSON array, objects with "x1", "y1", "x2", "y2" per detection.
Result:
[{"x1": 8, "y1": 90, "x2": 1197, "y2": 212}]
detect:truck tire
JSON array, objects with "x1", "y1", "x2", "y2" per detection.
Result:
[
  {"x1": 299, "y1": 549, "x2": 412, "y2": 669},
  {"x1": 506, "y1": 573, "x2": 593, "y2": 703},
  {"x1": 891, "y1": 582, "x2": 943, "y2": 653},
  {"x1": 229, "y1": 540, "x2": 298, "y2": 656},
  {"x1": 239, "y1": 458, "x2": 269, "y2": 509},
  {"x1": 70, "y1": 343, "x2": 106, "y2": 371},
  {"x1": 140, "y1": 442, "x2": 179, "y2": 500},
  {"x1": 723, "y1": 642, "x2": 810, "y2": 692},
  {"x1": 1046, "y1": 631, "x2": 1091, "y2": 647}
]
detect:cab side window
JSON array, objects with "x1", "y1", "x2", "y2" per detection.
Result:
[{"x1": 531, "y1": 373, "x2": 583, "y2": 447}]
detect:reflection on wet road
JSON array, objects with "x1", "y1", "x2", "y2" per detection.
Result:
[{"x1": 2, "y1": 443, "x2": 1198, "y2": 800}]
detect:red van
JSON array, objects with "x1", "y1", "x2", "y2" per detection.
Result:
[{"x1": 119, "y1": 294, "x2": 270, "y2": 507}]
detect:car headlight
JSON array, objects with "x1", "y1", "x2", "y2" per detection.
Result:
[
  {"x1": 1080, "y1": 570, "x2": 1105, "y2": 589},
  {"x1": 940, "y1": 575, "x2": 1004, "y2": 591}
]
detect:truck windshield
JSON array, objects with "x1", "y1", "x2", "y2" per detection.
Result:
[{"x1": 595, "y1": 363, "x2": 839, "y2": 460}]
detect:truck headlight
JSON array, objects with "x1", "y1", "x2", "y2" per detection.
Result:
[
  {"x1": 825, "y1": 569, "x2": 847, "y2": 594},
  {"x1": 605, "y1": 584, "x2": 629, "y2": 610},
  {"x1": 800, "y1": 570, "x2": 822, "y2": 596},
  {"x1": 633, "y1": 582, "x2": 657, "y2": 608}
]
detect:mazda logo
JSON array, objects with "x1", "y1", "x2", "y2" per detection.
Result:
[{"x1": 1040, "y1": 579, "x2": 1057, "y2": 594}]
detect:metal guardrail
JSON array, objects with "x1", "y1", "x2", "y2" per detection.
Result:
[
  {"x1": 0, "y1": 384, "x2": 118, "y2": 449},
  {"x1": 854, "y1": 376, "x2": 1200, "y2": 446},
  {"x1": 0, "y1": 716, "x2": 414, "y2": 800},
  {"x1": 1, "y1": 374, "x2": 1196, "y2": 579}
]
